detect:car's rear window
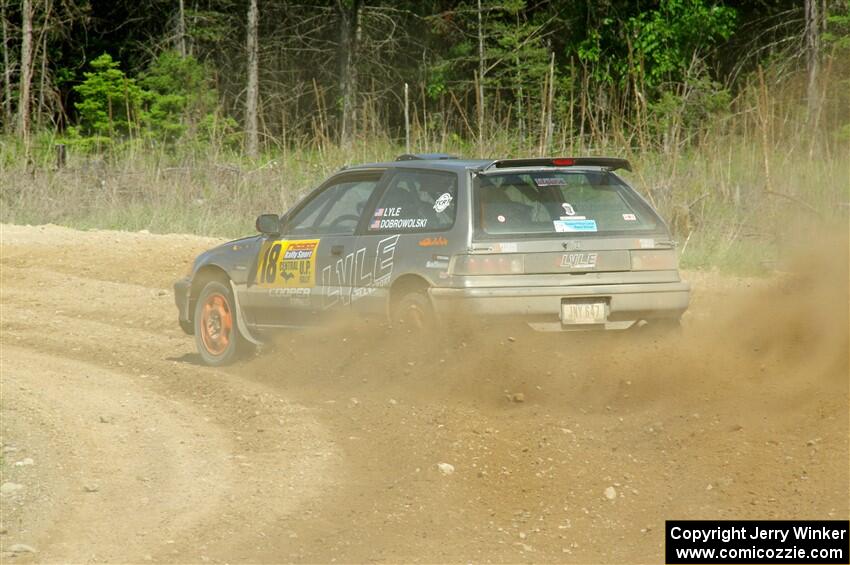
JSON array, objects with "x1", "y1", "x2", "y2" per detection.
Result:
[{"x1": 475, "y1": 170, "x2": 658, "y2": 235}]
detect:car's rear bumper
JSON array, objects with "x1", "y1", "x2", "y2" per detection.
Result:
[
  {"x1": 174, "y1": 277, "x2": 193, "y2": 334},
  {"x1": 429, "y1": 281, "x2": 690, "y2": 329}
]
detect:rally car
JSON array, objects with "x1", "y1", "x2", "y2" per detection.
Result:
[{"x1": 174, "y1": 154, "x2": 690, "y2": 365}]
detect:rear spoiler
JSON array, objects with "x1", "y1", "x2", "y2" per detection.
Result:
[
  {"x1": 396, "y1": 153, "x2": 458, "y2": 161},
  {"x1": 477, "y1": 157, "x2": 632, "y2": 173}
]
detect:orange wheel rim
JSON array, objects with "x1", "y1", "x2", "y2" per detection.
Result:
[{"x1": 200, "y1": 293, "x2": 233, "y2": 356}]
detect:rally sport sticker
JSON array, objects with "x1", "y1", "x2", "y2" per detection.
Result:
[{"x1": 255, "y1": 239, "x2": 319, "y2": 288}]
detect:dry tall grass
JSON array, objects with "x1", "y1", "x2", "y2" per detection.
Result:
[{"x1": 1, "y1": 72, "x2": 848, "y2": 274}]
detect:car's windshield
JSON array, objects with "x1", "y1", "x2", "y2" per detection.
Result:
[{"x1": 475, "y1": 170, "x2": 658, "y2": 236}]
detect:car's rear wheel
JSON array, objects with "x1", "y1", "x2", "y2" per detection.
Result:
[
  {"x1": 391, "y1": 290, "x2": 436, "y2": 332},
  {"x1": 194, "y1": 281, "x2": 252, "y2": 366}
]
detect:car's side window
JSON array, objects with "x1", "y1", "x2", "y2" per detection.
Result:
[
  {"x1": 367, "y1": 170, "x2": 458, "y2": 233},
  {"x1": 288, "y1": 177, "x2": 380, "y2": 236}
]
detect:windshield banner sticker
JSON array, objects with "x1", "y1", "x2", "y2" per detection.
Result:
[
  {"x1": 256, "y1": 239, "x2": 320, "y2": 288},
  {"x1": 554, "y1": 219, "x2": 598, "y2": 233},
  {"x1": 534, "y1": 177, "x2": 567, "y2": 186}
]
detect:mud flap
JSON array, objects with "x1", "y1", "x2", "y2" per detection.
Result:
[{"x1": 229, "y1": 281, "x2": 263, "y2": 346}]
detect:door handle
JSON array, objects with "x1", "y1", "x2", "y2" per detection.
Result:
[{"x1": 331, "y1": 245, "x2": 344, "y2": 256}]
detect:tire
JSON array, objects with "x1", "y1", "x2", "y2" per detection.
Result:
[
  {"x1": 391, "y1": 289, "x2": 436, "y2": 332},
  {"x1": 193, "y1": 280, "x2": 253, "y2": 366}
]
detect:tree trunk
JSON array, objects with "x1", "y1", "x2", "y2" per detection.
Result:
[
  {"x1": 337, "y1": 0, "x2": 360, "y2": 146},
  {"x1": 403, "y1": 82, "x2": 409, "y2": 153},
  {"x1": 542, "y1": 51, "x2": 555, "y2": 155},
  {"x1": 476, "y1": 0, "x2": 485, "y2": 145},
  {"x1": 515, "y1": 49, "x2": 524, "y2": 142},
  {"x1": 804, "y1": 0, "x2": 820, "y2": 125},
  {"x1": 245, "y1": 0, "x2": 259, "y2": 158},
  {"x1": 1, "y1": 0, "x2": 12, "y2": 134},
  {"x1": 18, "y1": 0, "x2": 34, "y2": 149},
  {"x1": 37, "y1": 0, "x2": 51, "y2": 130},
  {"x1": 178, "y1": 0, "x2": 187, "y2": 57}
]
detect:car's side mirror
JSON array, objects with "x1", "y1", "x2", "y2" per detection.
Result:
[{"x1": 255, "y1": 214, "x2": 281, "y2": 236}]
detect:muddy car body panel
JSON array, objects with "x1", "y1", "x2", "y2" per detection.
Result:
[{"x1": 175, "y1": 155, "x2": 690, "y2": 349}]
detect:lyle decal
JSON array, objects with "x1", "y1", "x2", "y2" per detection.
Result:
[{"x1": 255, "y1": 239, "x2": 320, "y2": 288}]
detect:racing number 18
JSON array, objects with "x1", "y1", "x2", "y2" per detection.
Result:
[{"x1": 259, "y1": 242, "x2": 282, "y2": 284}]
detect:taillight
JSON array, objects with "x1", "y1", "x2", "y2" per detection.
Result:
[
  {"x1": 452, "y1": 254, "x2": 525, "y2": 275},
  {"x1": 630, "y1": 250, "x2": 678, "y2": 270},
  {"x1": 552, "y1": 158, "x2": 575, "y2": 166}
]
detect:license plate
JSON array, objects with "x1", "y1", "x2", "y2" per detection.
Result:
[{"x1": 561, "y1": 301, "x2": 606, "y2": 324}]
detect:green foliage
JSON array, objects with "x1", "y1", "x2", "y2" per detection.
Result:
[
  {"x1": 425, "y1": 64, "x2": 448, "y2": 99},
  {"x1": 823, "y1": 3, "x2": 850, "y2": 51},
  {"x1": 824, "y1": 2, "x2": 850, "y2": 139},
  {"x1": 425, "y1": 0, "x2": 551, "y2": 133},
  {"x1": 68, "y1": 51, "x2": 223, "y2": 151},
  {"x1": 9, "y1": 0, "x2": 849, "y2": 160},
  {"x1": 578, "y1": 0, "x2": 736, "y2": 94},
  {"x1": 626, "y1": 0, "x2": 736, "y2": 89},
  {"x1": 140, "y1": 51, "x2": 219, "y2": 142},
  {"x1": 185, "y1": 8, "x2": 233, "y2": 45},
  {"x1": 648, "y1": 73, "x2": 732, "y2": 139},
  {"x1": 71, "y1": 53, "x2": 146, "y2": 142},
  {"x1": 485, "y1": 2, "x2": 550, "y2": 91}
]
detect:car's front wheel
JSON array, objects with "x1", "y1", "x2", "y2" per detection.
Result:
[{"x1": 193, "y1": 281, "x2": 253, "y2": 366}]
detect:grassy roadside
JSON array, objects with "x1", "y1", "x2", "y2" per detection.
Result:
[{"x1": 1, "y1": 133, "x2": 847, "y2": 275}]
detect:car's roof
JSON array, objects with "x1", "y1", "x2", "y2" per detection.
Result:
[
  {"x1": 344, "y1": 159, "x2": 613, "y2": 173},
  {"x1": 345, "y1": 159, "x2": 492, "y2": 172}
]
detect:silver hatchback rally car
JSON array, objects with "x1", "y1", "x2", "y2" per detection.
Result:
[{"x1": 174, "y1": 154, "x2": 690, "y2": 365}]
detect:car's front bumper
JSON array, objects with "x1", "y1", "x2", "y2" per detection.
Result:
[
  {"x1": 429, "y1": 281, "x2": 690, "y2": 330},
  {"x1": 174, "y1": 277, "x2": 193, "y2": 334}
]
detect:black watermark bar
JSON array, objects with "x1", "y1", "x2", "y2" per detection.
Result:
[{"x1": 666, "y1": 520, "x2": 849, "y2": 564}]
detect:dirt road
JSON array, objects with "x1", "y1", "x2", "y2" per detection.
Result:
[{"x1": 1, "y1": 224, "x2": 847, "y2": 563}]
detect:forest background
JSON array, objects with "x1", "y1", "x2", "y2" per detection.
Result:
[{"x1": 1, "y1": 0, "x2": 848, "y2": 273}]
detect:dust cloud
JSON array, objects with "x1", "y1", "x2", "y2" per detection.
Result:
[
  {"x1": 232, "y1": 230, "x2": 848, "y2": 561},
  {"x1": 252, "y1": 230, "x2": 848, "y2": 414},
  {"x1": 2, "y1": 223, "x2": 846, "y2": 562}
]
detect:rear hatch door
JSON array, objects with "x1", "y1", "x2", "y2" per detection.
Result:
[{"x1": 468, "y1": 168, "x2": 676, "y2": 277}]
